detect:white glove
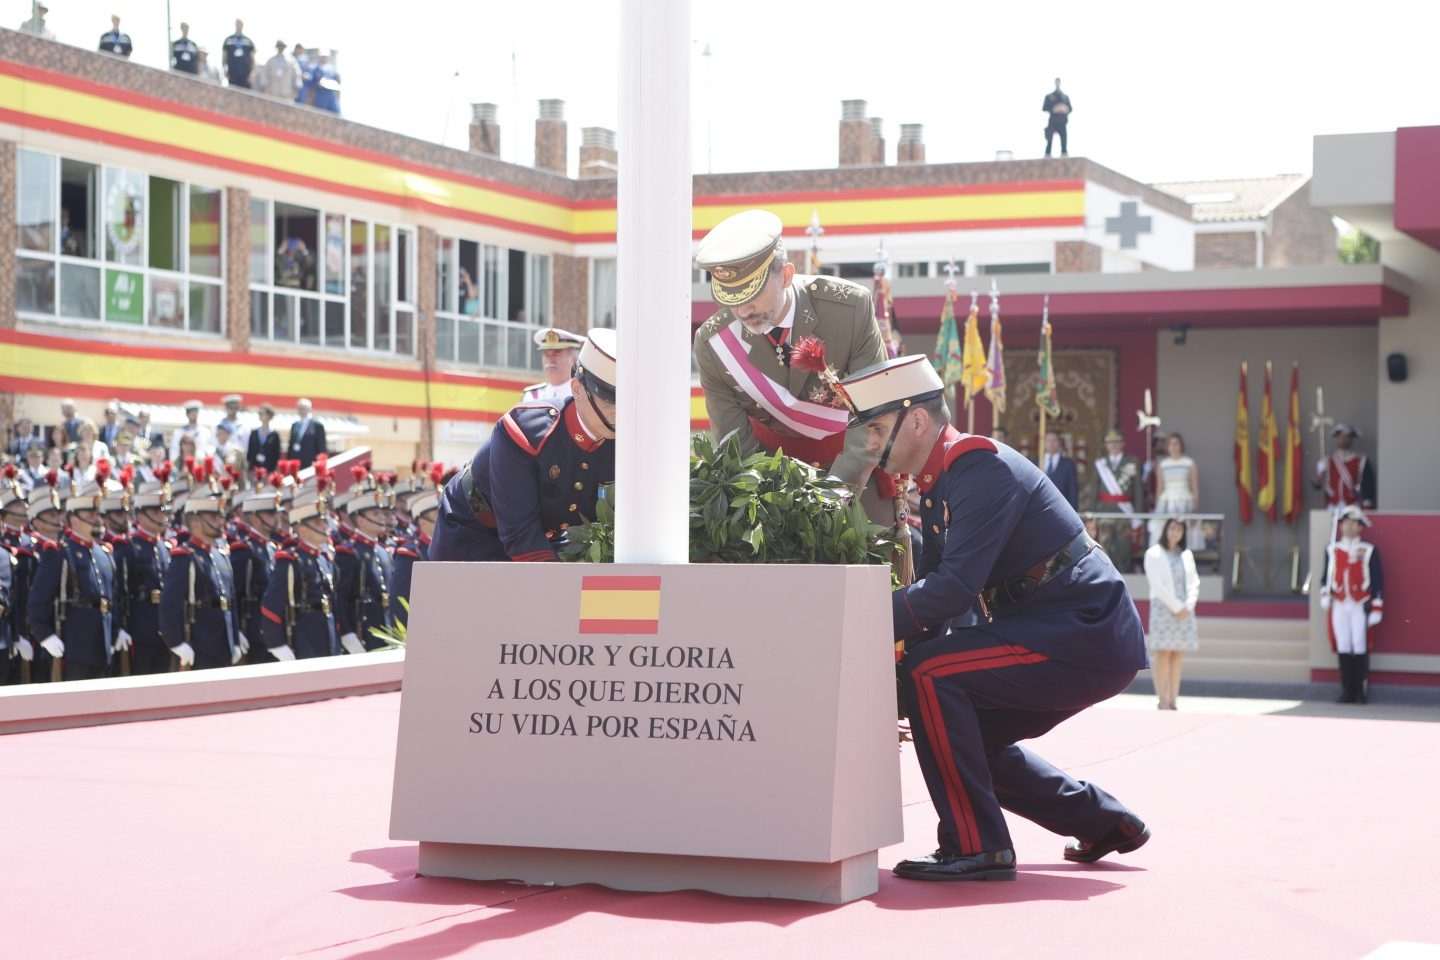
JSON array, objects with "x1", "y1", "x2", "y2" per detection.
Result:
[
  {"x1": 14, "y1": 637, "x2": 34, "y2": 661},
  {"x1": 269, "y1": 644, "x2": 296, "y2": 662},
  {"x1": 1319, "y1": 594, "x2": 1331, "y2": 611},
  {"x1": 114, "y1": 629, "x2": 133, "y2": 653},
  {"x1": 231, "y1": 644, "x2": 243, "y2": 665},
  {"x1": 238, "y1": 631, "x2": 251, "y2": 655},
  {"x1": 1367, "y1": 610, "x2": 1382, "y2": 627},
  {"x1": 340, "y1": 632, "x2": 365, "y2": 655},
  {"x1": 170, "y1": 641, "x2": 196, "y2": 667},
  {"x1": 1314, "y1": 458, "x2": 1327, "y2": 475},
  {"x1": 40, "y1": 634, "x2": 64, "y2": 658}
]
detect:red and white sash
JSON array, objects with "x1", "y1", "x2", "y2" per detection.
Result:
[
  {"x1": 1094, "y1": 457, "x2": 1134, "y2": 514},
  {"x1": 710, "y1": 321, "x2": 850, "y2": 440}
]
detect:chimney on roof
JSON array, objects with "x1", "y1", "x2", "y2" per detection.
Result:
[
  {"x1": 469, "y1": 103, "x2": 500, "y2": 158},
  {"x1": 579, "y1": 126, "x2": 617, "y2": 179},
  {"x1": 839, "y1": 99, "x2": 870, "y2": 167},
  {"x1": 868, "y1": 117, "x2": 886, "y2": 164},
  {"x1": 898, "y1": 124, "x2": 925, "y2": 164},
  {"x1": 534, "y1": 99, "x2": 567, "y2": 175}
]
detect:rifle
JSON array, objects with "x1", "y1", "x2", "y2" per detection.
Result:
[
  {"x1": 53, "y1": 550, "x2": 68, "y2": 682},
  {"x1": 178, "y1": 555, "x2": 195, "y2": 671},
  {"x1": 285, "y1": 561, "x2": 296, "y2": 648}
]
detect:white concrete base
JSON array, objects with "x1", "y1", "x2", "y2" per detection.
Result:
[
  {"x1": 0, "y1": 649, "x2": 405, "y2": 734},
  {"x1": 419, "y1": 840, "x2": 880, "y2": 904}
]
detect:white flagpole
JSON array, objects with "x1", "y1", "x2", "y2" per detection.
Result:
[{"x1": 614, "y1": 0, "x2": 691, "y2": 563}]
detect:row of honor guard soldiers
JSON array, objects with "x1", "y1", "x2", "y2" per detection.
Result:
[{"x1": 0, "y1": 455, "x2": 444, "y2": 683}]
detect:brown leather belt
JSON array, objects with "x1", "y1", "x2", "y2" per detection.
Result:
[{"x1": 978, "y1": 532, "x2": 1097, "y2": 622}]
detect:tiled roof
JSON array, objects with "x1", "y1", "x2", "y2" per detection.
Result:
[{"x1": 1150, "y1": 174, "x2": 1309, "y2": 222}]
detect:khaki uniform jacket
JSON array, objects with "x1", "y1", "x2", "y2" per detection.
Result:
[
  {"x1": 1083, "y1": 452, "x2": 1146, "y2": 512},
  {"x1": 694, "y1": 275, "x2": 885, "y2": 486}
]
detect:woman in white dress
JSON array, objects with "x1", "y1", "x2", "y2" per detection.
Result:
[
  {"x1": 1144, "y1": 517, "x2": 1200, "y2": 710},
  {"x1": 1150, "y1": 432, "x2": 1201, "y2": 548}
]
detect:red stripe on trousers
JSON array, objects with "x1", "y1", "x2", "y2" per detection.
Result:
[{"x1": 912, "y1": 645, "x2": 1051, "y2": 853}]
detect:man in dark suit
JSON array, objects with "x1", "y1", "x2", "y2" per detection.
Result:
[
  {"x1": 288, "y1": 398, "x2": 327, "y2": 468},
  {"x1": 247, "y1": 402, "x2": 282, "y2": 476},
  {"x1": 1042, "y1": 429, "x2": 1079, "y2": 509}
]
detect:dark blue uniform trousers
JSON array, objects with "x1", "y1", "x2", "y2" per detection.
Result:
[{"x1": 900, "y1": 634, "x2": 1136, "y2": 857}]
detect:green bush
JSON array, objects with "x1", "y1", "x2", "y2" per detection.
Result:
[{"x1": 560, "y1": 432, "x2": 901, "y2": 566}]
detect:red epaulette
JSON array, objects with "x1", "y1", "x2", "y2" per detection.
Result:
[
  {"x1": 396, "y1": 547, "x2": 419, "y2": 559},
  {"x1": 100, "y1": 542, "x2": 113, "y2": 553},
  {"x1": 500, "y1": 404, "x2": 565, "y2": 457},
  {"x1": 229, "y1": 539, "x2": 249, "y2": 552},
  {"x1": 171, "y1": 546, "x2": 193, "y2": 557},
  {"x1": 943, "y1": 435, "x2": 999, "y2": 471},
  {"x1": 41, "y1": 539, "x2": 61, "y2": 552},
  {"x1": 335, "y1": 544, "x2": 355, "y2": 555},
  {"x1": 274, "y1": 550, "x2": 296, "y2": 562}
]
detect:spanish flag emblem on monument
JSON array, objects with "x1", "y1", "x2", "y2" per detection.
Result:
[{"x1": 578, "y1": 576, "x2": 662, "y2": 635}]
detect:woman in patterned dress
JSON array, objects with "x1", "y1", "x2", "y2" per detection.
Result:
[{"x1": 1144, "y1": 516, "x2": 1199, "y2": 710}]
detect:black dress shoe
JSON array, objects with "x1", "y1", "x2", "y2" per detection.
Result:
[
  {"x1": 1063, "y1": 813, "x2": 1150, "y2": 863},
  {"x1": 893, "y1": 848, "x2": 1017, "y2": 881}
]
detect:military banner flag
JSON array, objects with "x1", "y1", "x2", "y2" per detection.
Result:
[
  {"x1": 932, "y1": 291, "x2": 964, "y2": 387},
  {"x1": 1235, "y1": 362, "x2": 1253, "y2": 525},
  {"x1": 1255, "y1": 360, "x2": 1279, "y2": 522},
  {"x1": 961, "y1": 300, "x2": 989, "y2": 407},
  {"x1": 1282, "y1": 361, "x2": 1303, "y2": 524},
  {"x1": 1035, "y1": 312, "x2": 1061, "y2": 418},
  {"x1": 984, "y1": 299, "x2": 1006, "y2": 414}
]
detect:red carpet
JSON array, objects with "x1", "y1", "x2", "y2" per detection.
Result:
[{"x1": 5, "y1": 692, "x2": 1438, "y2": 959}]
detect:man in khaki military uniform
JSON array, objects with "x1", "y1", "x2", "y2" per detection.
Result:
[
  {"x1": 693, "y1": 209, "x2": 887, "y2": 500},
  {"x1": 1083, "y1": 428, "x2": 1146, "y2": 572}
]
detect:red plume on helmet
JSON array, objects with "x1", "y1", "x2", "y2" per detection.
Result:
[
  {"x1": 226, "y1": 463, "x2": 241, "y2": 481},
  {"x1": 183, "y1": 455, "x2": 196, "y2": 475},
  {"x1": 45, "y1": 469, "x2": 59, "y2": 488},
  {"x1": 95, "y1": 459, "x2": 113, "y2": 484},
  {"x1": 429, "y1": 462, "x2": 445, "y2": 487},
  {"x1": 254, "y1": 467, "x2": 268, "y2": 483},
  {"x1": 219, "y1": 475, "x2": 234, "y2": 491},
  {"x1": 118, "y1": 465, "x2": 135, "y2": 489},
  {"x1": 2, "y1": 463, "x2": 16, "y2": 480},
  {"x1": 156, "y1": 461, "x2": 173, "y2": 483}
]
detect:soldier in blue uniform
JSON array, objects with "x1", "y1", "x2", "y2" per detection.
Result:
[
  {"x1": 432, "y1": 328, "x2": 618, "y2": 562},
  {"x1": 335, "y1": 478, "x2": 396, "y2": 652},
  {"x1": 127, "y1": 482, "x2": 175, "y2": 674},
  {"x1": 837, "y1": 355, "x2": 1151, "y2": 882},
  {"x1": 230, "y1": 488, "x2": 285, "y2": 664},
  {"x1": 260, "y1": 491, "x2": 340, "y2": 660},
  {"x1": 17, "y1": 474, "x2": 69, "y2": 681},
  {"x1": 391, "y1": 486, "x2": 438, "y2": 629},
  {"x1": 160, "y1": 490, "x2": 246, "y2": 670},
  {"x1": 1, "y1": 468, "x2": 34, "y2": 684},
  {"x1": 27, "y1": 481, "x2": 120, "y2": 681},
  {"x1": 98, "y1": 471, "x2": 137, "y2": 674}
]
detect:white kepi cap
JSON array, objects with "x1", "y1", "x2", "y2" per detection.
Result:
[{"x1": 837, "y1": 355, "x2": 946, "y2": 427}]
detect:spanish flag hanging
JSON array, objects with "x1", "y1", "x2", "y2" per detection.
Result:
[
  {"x1": 1255, "y1": 360, "x2": 1279, "y2": 522},
  {"x1": 1235, "y1": 363, "x2": 1253, "y2": 526}
]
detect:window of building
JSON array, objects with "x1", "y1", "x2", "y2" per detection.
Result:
[
  {"x1": 433, "y1": 233, "x2": 550, "y2": 373},
  {"x1": 15, "y1": 148, "x2": 223, "y2": 333},
  {"x1": 249, "y1": 198, "x2": 415, "y2": 357},
  {"x1": 591, "y1": 257, "x2": 616, "y2": 328},
  {"x1": 895, "y1": 262, "x2": 931, "y2": 278}
]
